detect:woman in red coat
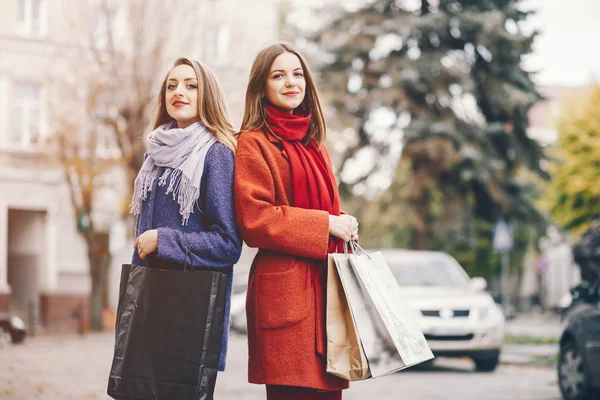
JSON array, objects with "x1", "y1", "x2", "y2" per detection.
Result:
[{"x1": 234, "y1": 42, "x2": 359, "y2": 400}]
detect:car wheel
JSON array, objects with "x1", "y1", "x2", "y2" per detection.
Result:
[
  {"x1": 473, "y1": 354, "x2": 500, "y2": 372},
  {"x1": 558, "y1": 340, "x2": 596, "y2": 400},
  {"x1": 0, "y1": 327, "x2": 12, "y2": 349}
]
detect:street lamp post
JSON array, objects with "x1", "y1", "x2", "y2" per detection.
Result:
[
  {"x1": 500, "y1": 250, "x2": 510, "y2": 314},
  {"x1": 493, "y1": 220, "x2": 514, "y2": 316}
]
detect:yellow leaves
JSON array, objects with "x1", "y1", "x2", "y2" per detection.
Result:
[{"x1": 542, "y1": 85, "x2": 600, "y2": 233}]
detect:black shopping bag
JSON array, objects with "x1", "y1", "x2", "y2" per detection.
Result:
[{"x1": 107, "y1": 263, "x2": 228, "y2": 400}]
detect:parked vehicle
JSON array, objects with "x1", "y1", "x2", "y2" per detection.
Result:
[
  {"x1": 230, "y1": 249, "x2": 505, "y2": 371},
  {"x1": 0, "y1": 313, "x2": 26, "y2": 348},
  {"x1": 558, "y1": 220, "x2": 600, "y2": 400},
  {"x1": 381, "y1": 249, "x2": 505, "y2": 372},
  {"x1": 229, "y1": 245, "x2": 256, "y2": 334},
  {"x1": 558, "y1": 282, "x2": 599, "y2": 321},
  {"x1": 557, "y1": 297, "x2": 600, "y2": 400},
  {"x1": 230, "y1": 279, "x2": 248, "y2": 334}
]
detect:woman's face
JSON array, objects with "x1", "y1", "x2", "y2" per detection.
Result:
[
  {"x1": 264, "y1": 52, "x2": 306, "y2": 114},
  {"x1": 165, "y1": 64, "x2": 200, "y2": 128}
]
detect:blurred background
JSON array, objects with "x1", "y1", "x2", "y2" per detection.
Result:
[{"x1": 0, "y1": 0, "x2": 599, "y2": 399}]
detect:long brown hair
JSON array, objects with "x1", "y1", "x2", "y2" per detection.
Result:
[
  {"x1": 240, "y1": 42, "x2": 327, "y2": 146},
  {"x1": 153, "y1": 58, "x2": 237, "y2": 152}
]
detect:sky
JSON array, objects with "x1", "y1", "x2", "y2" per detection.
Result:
[
  {"x1": 304, "y1": 0, "x2": 599, "y2": 188},
  {"x1": 297, "y1": 0, "x2": 600, "y2": 87},
  {"x1": 514, "y1": 0, "x2": 599, "y2": 86}
]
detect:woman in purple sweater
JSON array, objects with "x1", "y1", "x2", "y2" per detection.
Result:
[{"x1": 129, "y1": 57, "x2": 242, "y2": 388}]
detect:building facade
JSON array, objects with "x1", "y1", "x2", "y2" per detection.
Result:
[{"x1": 0, "y1": 0, "x2": 280, "y2": 333}]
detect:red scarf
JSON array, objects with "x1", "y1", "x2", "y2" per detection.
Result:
[
  {"x1": 265, "y1": 105, "x2": 343, "y2": 254},
  {"x1": 265, "y1": 105, "x2": 342, "y2": 358}
]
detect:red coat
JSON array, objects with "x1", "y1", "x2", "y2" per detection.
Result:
[{"x1": 234, "y1": 129, "x2": 349, "y2": 391}]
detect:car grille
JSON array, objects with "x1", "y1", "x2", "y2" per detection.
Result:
[
  {"x1": 453, "y1": 310, "x2": 470, "y2": 317},
  {"x1": 424, "y1": 333, "x2": 474, "y2": 341},
  {"x1": 421, "y1": 310, "x2": 440, "y2": 317},
  {"x1": 421, "y1": 309, "x2": 471, "y2": 318}
]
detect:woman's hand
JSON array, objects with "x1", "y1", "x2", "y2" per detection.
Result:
[
  {"x1": 135, "y1": 229, "x2": 158, "y2": 260},
  {"x1": 329, "y1": 214, "x2": 359, "y2": 242}
]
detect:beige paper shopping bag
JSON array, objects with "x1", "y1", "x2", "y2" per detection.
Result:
[{"x1": 325, "y1": 254, "x2": 371, "y2": 381}]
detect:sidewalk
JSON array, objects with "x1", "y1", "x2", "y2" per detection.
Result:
[
  {"x1": 505, "y1": 312, "x2": 562, "y2": 340},
  {"x1": 501, "y1": 343, "x2": 559, "y2": 366},
  {"x1": 500, "y1": 313, "x2": 562, "y2": 366},
  {"x1": 0, "y1": 332, "x2": 560, "y2": 400}
]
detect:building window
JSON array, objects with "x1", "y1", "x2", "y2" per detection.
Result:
[
  {"x1": 92, "y1": 9, "x2": 109, "y2": 50},
  {"x1": 17, "y1": 0, "x2": 26, "y2": 21},
  {"x1": 203, "y1": 25, "x2": 230, "y2": 65},
  {"x1": 10, "y1": 81, "x2": 43, "y2": 148},
  {"x1": 16, "y1": 0, "x2": 47, "y2": 38},
  {"x1": 216, "y1": 26, "x2": 230, "y2": 65}
]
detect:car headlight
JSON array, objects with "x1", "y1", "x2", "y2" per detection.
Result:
[
  {"x1": 558, "y1": 292, "x2": 572, "y2": 309},
  {"x1": 10, "y1": 316, "x2": 25, "y2": 330},
  {"x1": 478, "y1": 305, "x2": 493, "y2": 321}
]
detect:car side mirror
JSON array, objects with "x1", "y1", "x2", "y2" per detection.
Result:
[{"x1": 470, "y1": 277, "x2": 487, "y2": 291}]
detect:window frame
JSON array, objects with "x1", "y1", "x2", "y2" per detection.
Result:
[
  {"x1": 9, "y1": 80, "x2": 45, "y2": 149},
  {"x1": 15, "y1": 0, "x2": 48, "y2": 38}
]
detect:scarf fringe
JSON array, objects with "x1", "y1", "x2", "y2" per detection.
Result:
[
  {"x1": 174, "y1": 173, "x2": 199, "y2": 226},
  {"x1": 130, "y1": 164, "x2": 159, "y2": 217},
  {"x1": 129, "y1": 121, "x2": 215, "y2": 225},
  {"x1": 131, "y1": 165, "x2": 200, "y2": 226},
  {"x1": 161, "y1": 168, "x2": 197, "y2": 225}
]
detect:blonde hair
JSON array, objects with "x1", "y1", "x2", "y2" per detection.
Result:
[
  {"x1": 240, "y1": 42, "x2": 327, "y2": 146},
  {"x1": 153, "y1": 58, "x2": 237, "y2": 152}
]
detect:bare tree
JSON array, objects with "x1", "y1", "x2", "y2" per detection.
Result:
[
  {"x1": 55, "y1": 86, "x2": 116, "y2": 331},
  {"x1": 49, "y1": 0, "x2": 198, "y2": 330}
]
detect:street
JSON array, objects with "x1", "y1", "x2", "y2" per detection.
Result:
[{"x1": 0, "y1": 332, "x2": 560, "y2": 400}]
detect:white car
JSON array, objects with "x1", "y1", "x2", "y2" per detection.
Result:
[
  {"x1": 230, "y1": 282, "x2": 248, "y2": 334},
  {"x1": 381, "y1": 249, "x2": 505, "y2": 372}
]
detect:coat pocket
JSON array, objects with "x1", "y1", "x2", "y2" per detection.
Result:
[{"x1": 257, "y1": 260, "x2": 313, "y2": 330}]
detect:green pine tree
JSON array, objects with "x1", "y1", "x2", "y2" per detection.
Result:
[{"x1": 312, "y1": 0, "x2": 548, "y2": 251}]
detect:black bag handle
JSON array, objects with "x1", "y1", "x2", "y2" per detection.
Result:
[{"x1": 184, "y1": 234, "x2": 191, "y2": 271}]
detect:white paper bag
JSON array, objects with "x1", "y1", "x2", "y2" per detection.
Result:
[
  {"x1": 332, "y1": 253, "x2": 407, "y2": 378},
  {"x1": 347, "y1": 246, "x2": 434, "y2": 367}
]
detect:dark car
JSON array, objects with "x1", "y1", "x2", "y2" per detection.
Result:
[
  {"x1": 557, "y1": 300, "x2": 600, "y2": 400},
  {"x1": 0, "y1": 313, "x2": 26, "y2": 348},
  {"x1": 557, "y1": 220, "x2": 600, "y2": 399}
]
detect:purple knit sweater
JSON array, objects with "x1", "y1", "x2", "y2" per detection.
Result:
[{"x1": 132, "y1": 142, "x2": 242, "y2": 371}]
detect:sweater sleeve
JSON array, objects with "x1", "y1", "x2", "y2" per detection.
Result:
[
  {"x1": 156, "y1": 144, "x2": 243, "y2": 269},
  {"x1": 234, "y1": 144, "x2": 330, "y2": 260}
]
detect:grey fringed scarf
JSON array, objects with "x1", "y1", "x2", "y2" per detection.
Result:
[{"x1": 130, "y1": 120, "x2": 217, "y2": 225}]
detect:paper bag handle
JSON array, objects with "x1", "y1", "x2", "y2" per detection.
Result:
[{"x1": 344, "y1": 240, "x2": 371, "y2": 259}]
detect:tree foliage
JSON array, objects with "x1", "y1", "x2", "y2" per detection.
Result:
[
  {"x1": 542, "y1": 85, "x2": 600, "y2": 235},
  {"x1": 312, "y1": 0, "x2": 548, "y2": 251}
]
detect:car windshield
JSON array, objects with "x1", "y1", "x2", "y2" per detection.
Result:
[{"x1": 385, "y1": 255, "x2": 468, "y2": 288}]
